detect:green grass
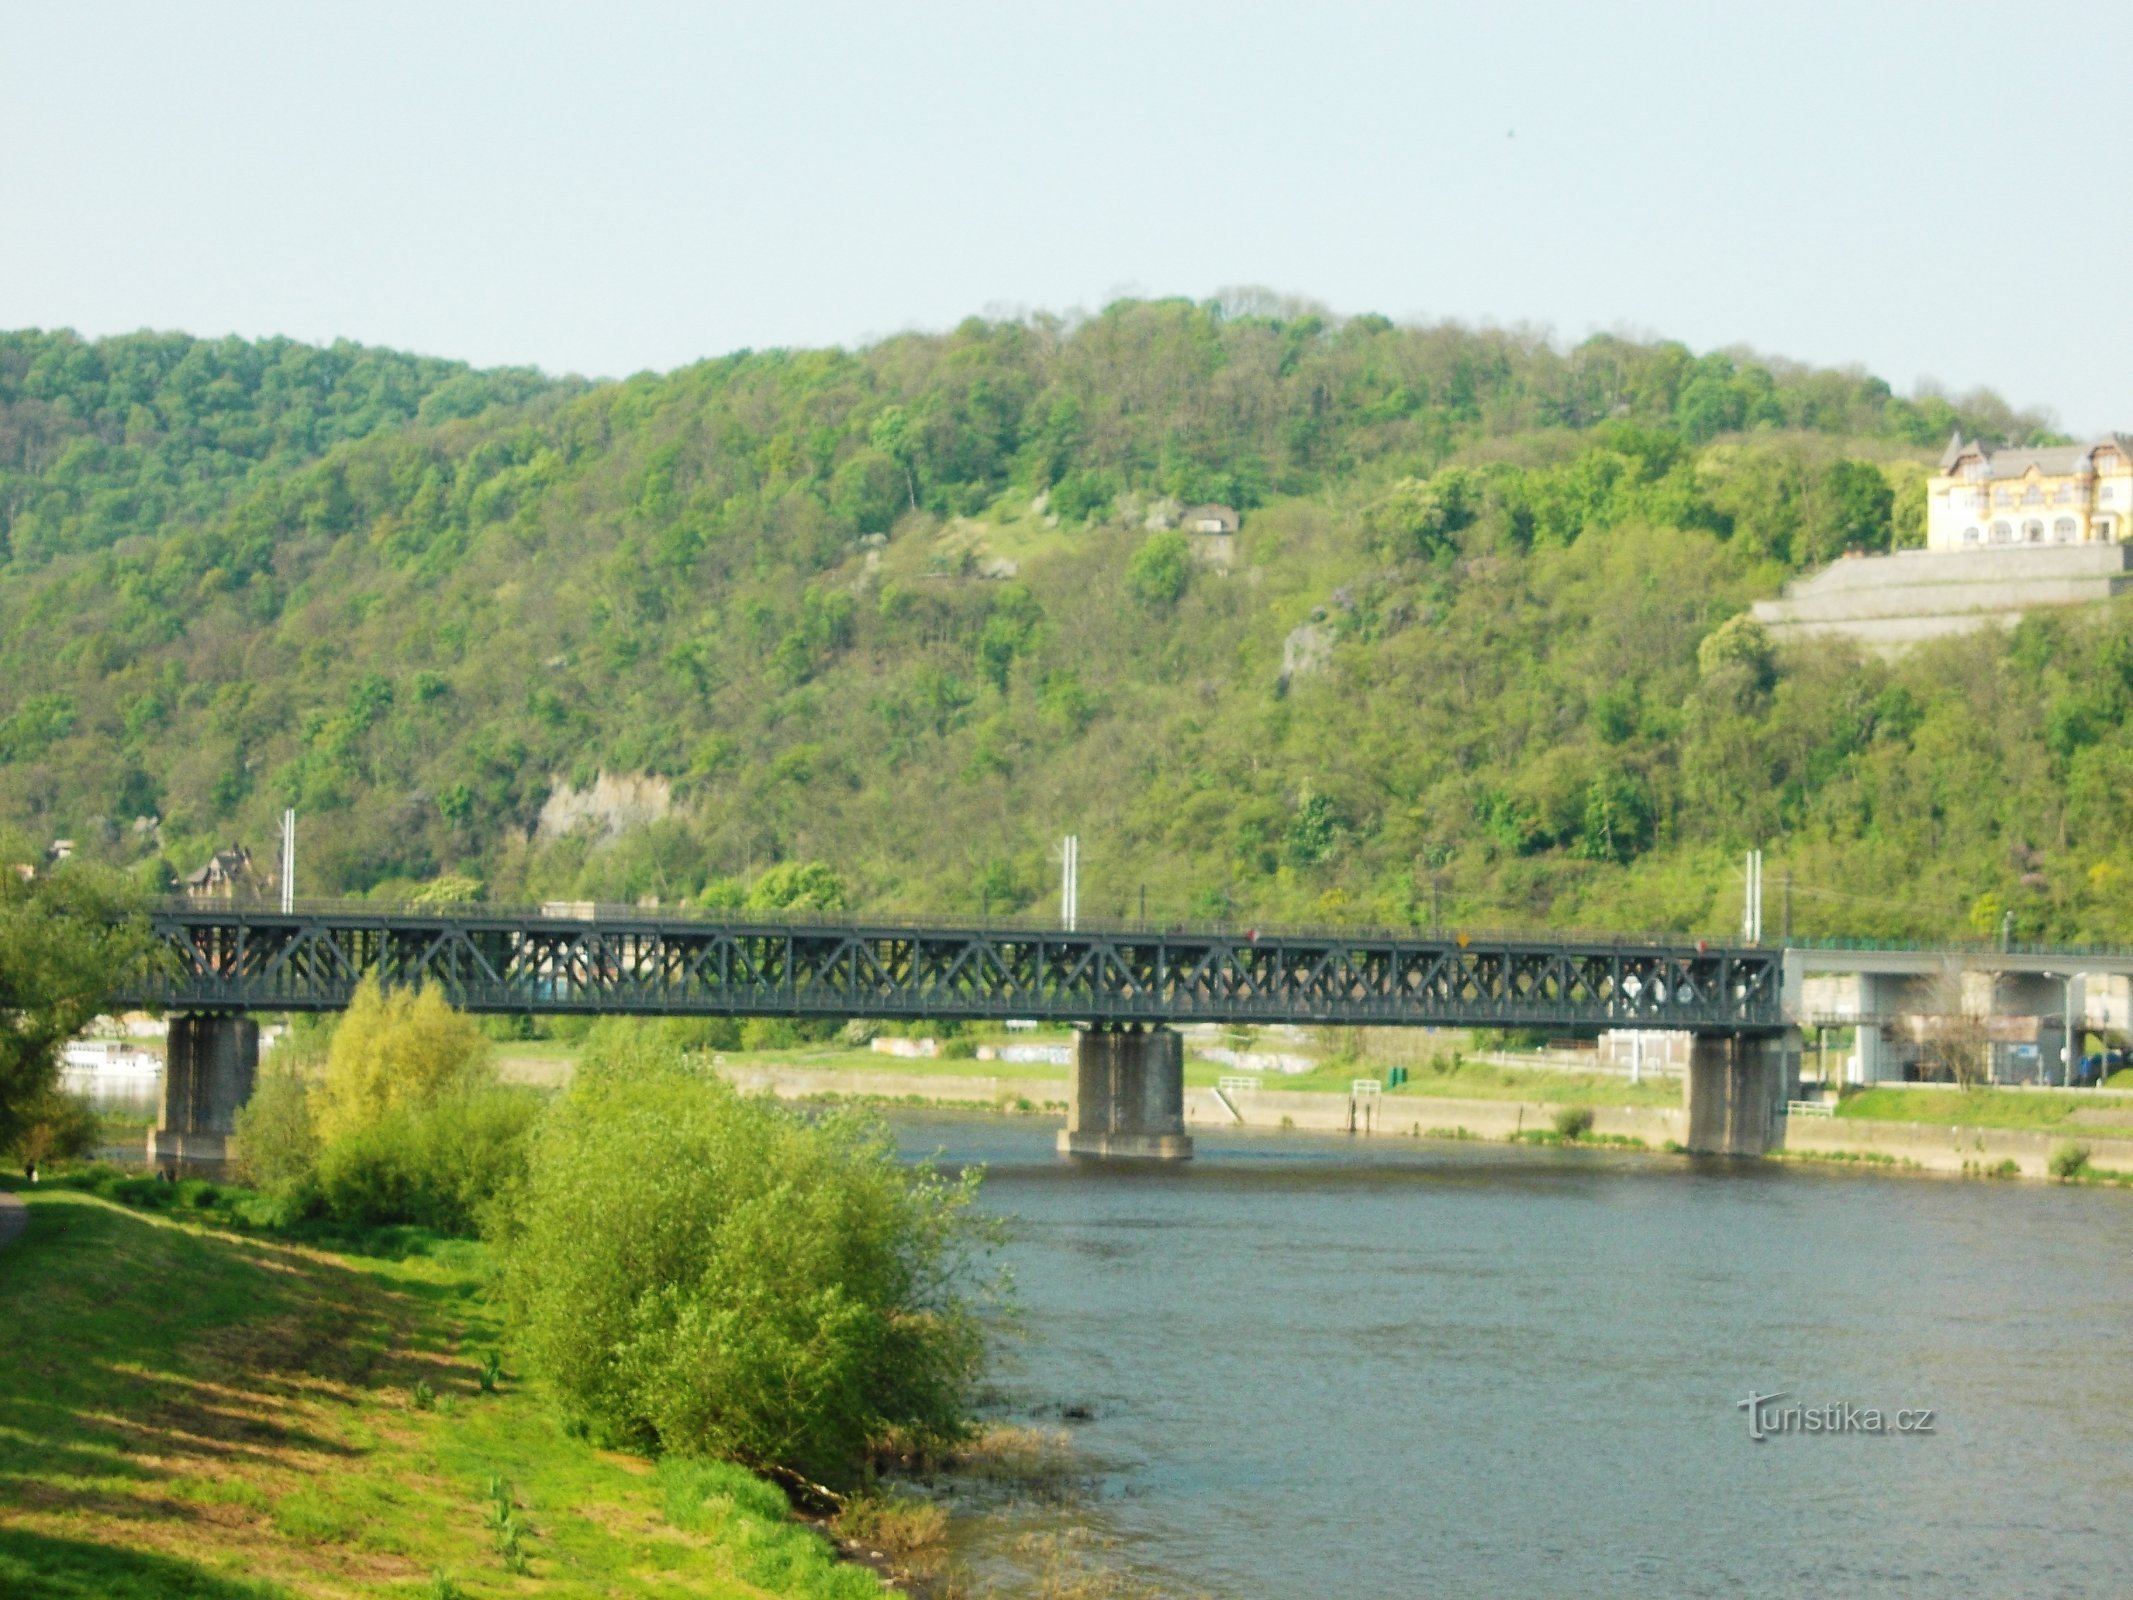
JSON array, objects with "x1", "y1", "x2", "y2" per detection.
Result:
[
  {"x1": 1836, "y1": 1086, "x2": 2133, "y2": 1135},
  {"x1": 0, "y1": 1178, "x2": 885, "y2": 1599},
  {"x1": 1212, "y1": 1056, "x2": 1678, "y2": 1108},
  {"x1": 724, "y1": 1044, "x2": 1072, "y2": 1084}
]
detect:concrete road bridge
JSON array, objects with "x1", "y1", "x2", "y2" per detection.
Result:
[{"x1": 117, "y1": 900, "x2": 1790, "y2": 1168}]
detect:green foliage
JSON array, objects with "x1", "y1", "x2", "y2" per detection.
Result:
[
  {"x1": 312, "y1": 978, "x2": 491, "y2": 1144},
  {"x1": 0, "y1": 310, "x2": 2094, "y2": 946},
  {"x1": 2048, "y1": 1142, "x2": 2090, "y2": 1180},
  {"x1": 0, "y1": 856, "x2": 151, "y2": 1152},
  {"x1": 312, "y1": 1087, "x2": 537, "y2": 1234},
  {"x1": 1125, "y1": 531, "x2": 1190, "y2": 610},
  {"x1": 1552, "y1": 1105, "x2": 1596, "y2": 1140},
  {"x1": 501, "y1": 1041, "x2": 993, "y2": 1486},
  {"x1": 747, "y1": 860, "x2": 848, "y2": 912},
  {"x1": 237, "y1": 979, "x2": 527, "y2": 1234},
  {"x1": 232, "y1": 1066, "x2": 319, "y2": 1196},
  {"x1": 10, "y1": 1087, "x2": 100, "y2": 1167}
]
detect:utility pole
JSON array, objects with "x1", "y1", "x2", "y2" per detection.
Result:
[
  {"x1": 280, "y1": 808, "x2": 296, "y2": 914},
  {"x1": 1743, "y1": 849, "x2": 1763, "y2": 945},
  {"x1": 1059, "y1": 835, "x2": 1079, "y2": 932}
]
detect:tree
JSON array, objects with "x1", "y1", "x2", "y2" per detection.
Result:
[
  {"x1": 1125, "y1": 531, "x2": 1190, "y2": 610},
  {"x1": 310, "y1": 976, "x2": 491, "y2": 1146},
  {"x1": 0, "y1": 856, "x2": 152, "y2": 1154},
  {"x1": 1911, "y1": 964, "x2": 1991, "y2": 1088},
  {"x1": 1362, "y1": 470, "x2": 1478, "y2": 558},
  {"x1": 12, "y1": 1088, "x2": 99, "y2": 1168},
  {"x1": 746, "y1": 861, "x2": 848, "y2": 912},
  {"x1": 501, "y1": 1035, "x2": 994, "y2": 1485},
  {"x1": 868, "y1": 407, "x2": 920, "y2": 512}
]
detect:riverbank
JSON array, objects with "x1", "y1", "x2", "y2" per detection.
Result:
[
  {"x1": 707, "y1": 1057, "x2": 2133, "y2": 1184},
  {"x1": 0, "y1": 1179, "x2": 894, "y2": 1599}
]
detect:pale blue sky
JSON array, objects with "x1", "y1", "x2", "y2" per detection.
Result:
[{"x1": 4, "y1": 1, "x2": 2126, "y2": 430}]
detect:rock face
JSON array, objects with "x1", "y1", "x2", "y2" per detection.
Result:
[
  {"x1": 536, "y1": 771, "x2": 672, "y2": 841},
  {"x1": 1751, "y1": 544, "x2": 2133, "y2": 654},
  {"x1": 1280, "y1": 622, "x2": 1333, "y2": 687}
]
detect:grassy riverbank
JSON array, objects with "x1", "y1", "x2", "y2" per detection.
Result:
[
  {"x1": 1835, "y1": 1086, "x2": 2133, "y2": 1136},
  {"x1": 0, "y1": 1179, "x2": 885, "y2": 1599}
]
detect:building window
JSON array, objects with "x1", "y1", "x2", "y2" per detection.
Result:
[
  {"x1": 2099, "y1": 517, "x2": 2119, "y2": 543},
  {"x1": 1991, "y1": 521, "x2": 2013, "y2": 543},
  {"x1": 2024, "y1": 484, "x2": 2044, "y2": 505},
  {"x1": 2105, "y1": 485, "x2": 2118, "y2": 504},
  {"x1": 1963, "y1": 526, "x2": 1982, "y2": 545},
  {"x1": 2055, "y1": 517, "x2": 2077, "y2": 541},
  {"x1": 1995, "y1": 489, "x2": 2013, "y2": 507}
]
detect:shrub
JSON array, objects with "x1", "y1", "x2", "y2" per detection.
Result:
[
  {"x1": 313, "y1": 1087, "x2": 539, "y2": 1233},
  {"x1": 1552, "y1": 1106, "x2": 1596, "y2": 1141},
  {"x1": 740, "y1": 1016, "x2": 799, "y2": 1052},
  {"x1": 10, "y1": 1087, "x2": 100, "y2": 1168},
  {"x1": 2048, "y1": 1142, "x2": 2090, "y2": 1180},
  {"x1": 502, "y1": 1045, "x2": 994, "y2": 1486},
  {"x1": 234, "y1": 1066, "x2": 320, "y2": 1195},
  {"x1": 312, "y1": 978, "x2": 491, "y2": 1145},
  {"x1": 1125, "y1": 531, "x2": 1190, "y2": 610},
  {"x1": 941, "y1": 1038, "x2": 978, "y2": 1061}
]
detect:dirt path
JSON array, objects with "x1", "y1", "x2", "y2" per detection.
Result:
[{"x1": 0, "y1": 1190, "x2": 24, "y2": 1250}]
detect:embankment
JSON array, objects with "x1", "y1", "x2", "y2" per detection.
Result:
[{"x1": 1786, "y1": 1115, "x2": 2133, "y2": 1178}]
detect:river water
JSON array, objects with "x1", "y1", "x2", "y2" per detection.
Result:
[{"x1": 889, "y1": 1112, "x2": 2133, "y2": 1598}]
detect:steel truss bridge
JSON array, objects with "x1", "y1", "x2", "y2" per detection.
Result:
[{"x1": 110, "y1": 902, "x2": 1786, "y2": 1034}]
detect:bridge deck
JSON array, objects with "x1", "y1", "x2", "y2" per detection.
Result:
[{"x1": 112, "y1": 902, "x2": 1786, "y2": 1033}]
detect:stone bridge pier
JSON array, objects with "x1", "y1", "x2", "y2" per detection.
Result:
[
  {"x1": 1059, "y1": 1023, "x2": 1193, "y2": 1160},
  {"x1": 1683, "y1": 1031, "x2": 1799, "y2": 1156},
  {"x1": 149, "y1": 1013, "x2": 257, "y2": 1176}
]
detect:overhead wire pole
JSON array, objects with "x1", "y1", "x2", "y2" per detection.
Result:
[
  {"x1": 1059, "y1": 834, "x2": 1079, "y2": 932},
  {"x1": 280, "y1": 809, "x2": 296, "y2": 914}
]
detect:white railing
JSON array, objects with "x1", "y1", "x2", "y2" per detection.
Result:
[
  {"x1": 1786, "y1": 1099, "x2": 1835, "y2": 1118},
  {"x1": 1218, "y1": 1075, "x2": 1263, "y2": 1096}
]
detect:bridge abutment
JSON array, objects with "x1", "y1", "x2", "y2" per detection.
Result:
[
  {"x1": 1684, "y1": 1031, "x2": 1797, "y2": 1156},
  {"x1": 149, "y1": 1014, "x2": 258, "y2": 1176},
  {"x1": 1059, "y1": 1024, "x2": 1193, "y2": 1160}
]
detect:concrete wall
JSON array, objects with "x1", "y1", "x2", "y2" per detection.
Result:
[
  {"x1": 1187, "y1": 1086, "x2": 1688, "y2": 1146},
  {"x1": 1783, "y1": 1116, "x2": 2133, "y2": 1179}
]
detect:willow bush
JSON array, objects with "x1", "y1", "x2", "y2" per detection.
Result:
[{"x1": 500, "y1": 1029, "x2": 994, "y2": 1485}]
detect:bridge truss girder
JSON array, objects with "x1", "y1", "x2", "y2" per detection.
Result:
[{"x1": 114, "y1": 907, "x2": 1785, "y2": 1034}]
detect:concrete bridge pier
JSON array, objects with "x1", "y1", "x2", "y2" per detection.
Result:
[
  {"x1": 1684, "y1": 1031, "x2": 1798, "y2": 1156},
  {"x1": 1059, "y1": 1023, "x2": 1193, "y2": 1160},
  {"x1": 149, "y1": 1013, "x2": 258, "y2": 1176}
]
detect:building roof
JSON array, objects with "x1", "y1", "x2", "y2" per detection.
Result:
[
  {"x1": 1181, "y1": 502, "x2": 1240, "y2": 530},
  {"x1": 1941, "y1": 433, "x2": 2133, "y2": 478}
]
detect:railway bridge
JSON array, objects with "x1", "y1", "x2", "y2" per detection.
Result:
[{"x1": 115, "y1": 900, "x2": 1791, "y2": 1167}]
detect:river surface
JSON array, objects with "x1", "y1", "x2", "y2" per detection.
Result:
[{"x1": 887, "y1": 1111, "x2": 2133, "y2": 1598}]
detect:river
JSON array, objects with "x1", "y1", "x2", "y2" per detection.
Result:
[{"x1": 889, "y1": 1111, "x2": 2133, "y2": 1598}]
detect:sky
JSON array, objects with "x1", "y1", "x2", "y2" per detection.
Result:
[{"x1": 3, "y1": 0, "x2": 2126, "y2": 431}]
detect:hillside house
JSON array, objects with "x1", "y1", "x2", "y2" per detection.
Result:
[
  {"x1": 1182, "y1": 503, "x2": 1241, "y2": 535},
  {"x1": 1928, "y1": 433, "x2": 2133, "y2": 550},
  {"x1": 183, "y1": 844, "x2": 261, "y2": 902}
]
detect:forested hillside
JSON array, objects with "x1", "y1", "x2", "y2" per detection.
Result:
[{"x1": 2, "y1": 298, "x2": 2123, "y2": 943}]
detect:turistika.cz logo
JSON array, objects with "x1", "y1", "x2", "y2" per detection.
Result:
[{"x1": 1737, "y1": 1391, "x2": 1936, "y2": 1441}]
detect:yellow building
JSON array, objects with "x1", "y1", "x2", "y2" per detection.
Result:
[{"x1": 1928, "y1": 432, "x2": 2133, "y2": 550}]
